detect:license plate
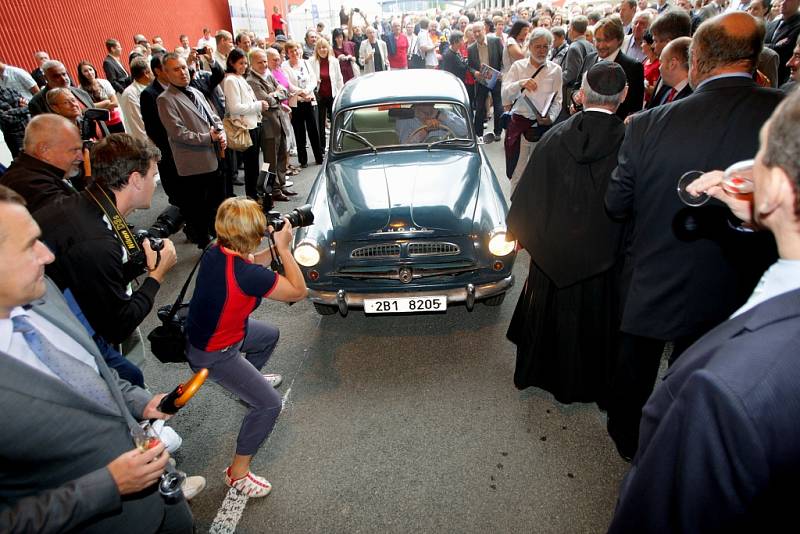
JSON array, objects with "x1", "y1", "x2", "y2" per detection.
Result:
[{"x1": 364, "y1": 296, "x2": 447, "y2": 314}]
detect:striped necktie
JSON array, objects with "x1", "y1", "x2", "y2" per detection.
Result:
[{"x1": 12, "y1": 315, "x2": 119, "y2": 414}]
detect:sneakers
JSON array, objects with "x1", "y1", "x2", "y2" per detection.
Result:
[
  {"x1": 182, "y1": 475, "x2": 207, "y2": 500},
  {"x1": 263, "y1": 373, "x2": 283, "y2": 388},
  {"x1": 284, "y1": 180, "x2": 294, "y2": 187},
  {"x1": 224, "y1": 467, "x2": 272, "y2": 497}
]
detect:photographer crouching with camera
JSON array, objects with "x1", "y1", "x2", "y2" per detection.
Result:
[
  {"x1": 34, "y1": 133, "x2": 178, "y2": 386},
  {"x1": 186, "y1": 197, "x2": 307, "y2": 497}
]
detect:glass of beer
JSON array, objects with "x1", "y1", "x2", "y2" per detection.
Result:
[{"x1": 720, "y1": 159, "x2": 754, "y2": 201}]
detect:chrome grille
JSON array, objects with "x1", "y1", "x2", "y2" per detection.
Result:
[
  {"x1": 350, "y1": 243, "x2": 401, "y2": 258},
  {"x1": 408, "y1": 242, "x2": 460, "y2": 257}
]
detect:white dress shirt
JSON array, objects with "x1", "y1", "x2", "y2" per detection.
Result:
[
  {"x1": 120, "y1": 80, "x2": 148, "y2": 141},
  {"x1": 0, "y1": 307, "x2": 100, "y2": 380},
  {"x1": 731, "y1": 259, "x2": 800, "y2": 317},
  {"x1": 501, "y1": 58, "x2": 563, "y2": 124}
]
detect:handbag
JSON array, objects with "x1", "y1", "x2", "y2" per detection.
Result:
[
  {"x1": 504, "y1": 64, "x2": 547, "y2": 132},
  {"x1": 223, "y1": 117, "x2": 252, "y2": 152},
  {"x1": 147, "y1": 244, "x2": 210, "y2": 363}
]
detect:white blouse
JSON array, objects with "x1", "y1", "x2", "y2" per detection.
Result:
[{"x1": 222, "y1": 74, "x2": 261, "y2": 129}]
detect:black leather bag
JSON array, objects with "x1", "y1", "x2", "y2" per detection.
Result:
[{"x1": 147, "y1": 245, "x2": 209, "y2": 363}]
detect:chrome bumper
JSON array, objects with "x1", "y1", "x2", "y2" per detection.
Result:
[{"x1": 307, "y1": 275, "x2": 514, "y2": 316}]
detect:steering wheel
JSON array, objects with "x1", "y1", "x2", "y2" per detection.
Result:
[{"x1": 408, "y1": 122, "x2": 455, "y2": 143}]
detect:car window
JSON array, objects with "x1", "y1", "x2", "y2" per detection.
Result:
[{"x1": 333, "y1": 102, "x2": 472, "y2": 153}]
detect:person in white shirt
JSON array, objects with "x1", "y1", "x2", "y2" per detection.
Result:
[
  {"x1": 214, "y1": 30, "x2": 234, "y2": 67},
  {"x1": 0, "y1": 61, "x2": 40, "y2": 100},
  {"x1": 223, "y1": 47, "x2": 267, "y2": 199},
  {"x1": 197, "y1": 27, "x2": 216, "y2": 51},
  {"x1": 120, "y1": 57, "x2": 154, "y2": 142},
  {"x1": 622, "y1": 11, "x2": 653, "y2": 63},
  {"x1": 501, "y1": 28, "x2": 563, "y2": 189},
  {"x1": 417, "y1": 18, "x2": 439, "y2": 68}
]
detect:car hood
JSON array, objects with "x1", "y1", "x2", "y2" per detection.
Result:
[{"x1": 325, "y1": 150, "x2": 481, "y2": 241}]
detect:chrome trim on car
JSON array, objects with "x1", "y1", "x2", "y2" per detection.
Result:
[
  {"x1": 350, "y1": 243, "x2": 401, "y2": 258},
  {"x1": 408, "y1": 242, "x2": 460, "y2": 257},
  {"x1": 336, "y1": 263, "x2": 476, "y2": 280},
  {"x1": 307, "y1": 275, "x2": 514, "y2": 310}
]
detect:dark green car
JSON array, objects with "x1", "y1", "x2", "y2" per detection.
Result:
[{"x1": 292, "y1": 70, "x2": 516, "y2": 316}]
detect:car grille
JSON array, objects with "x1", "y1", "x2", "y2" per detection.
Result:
[
  {"x1": 408, "y1": 242, "x2": 460, "y2": 257},
  {"x1": 351, "y1": 243, "x2": 401, "y2": 258}
]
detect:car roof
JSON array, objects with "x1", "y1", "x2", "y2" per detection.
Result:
[{"x1": 335, "y1": 70, "x2": 470, "y2": 110}]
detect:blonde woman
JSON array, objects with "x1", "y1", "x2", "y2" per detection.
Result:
[
  {"x1": 186, "y1": 197, "x2": 307, "y2": 498},
  {"x1": 223, "y1": 48, "x2": 268, "y2": 199},
  {"x1": 282, "y1": 41, "x2": 322, "y2": 166},
  {"x1": 310, "y1": 38, "x2": 344, "y2": 154}
]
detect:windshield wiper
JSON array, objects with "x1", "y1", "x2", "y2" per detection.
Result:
[
  {"x1": 426, "y1": 137, "x2": 473, "y2": 150},
  {"x1": 340, "y1": 129, "x2": 377, "y2": 153}
]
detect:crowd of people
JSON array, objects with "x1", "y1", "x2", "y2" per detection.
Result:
[{"x1": 0, "y1": 0, "x2": 799, "y2": 531}]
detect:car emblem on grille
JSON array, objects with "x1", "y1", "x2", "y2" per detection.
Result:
[{"x1": 398, "y1": 267, "x2": 413, "y2": 284}]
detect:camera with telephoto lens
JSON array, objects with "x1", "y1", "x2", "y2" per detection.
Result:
[{"x1": 266, "y1": 204, "x2": 315, "y2": 233}]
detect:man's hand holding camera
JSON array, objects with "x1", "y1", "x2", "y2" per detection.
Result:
[{"x1": 143, "y1": 238, "x2": 177, "y2": 283}]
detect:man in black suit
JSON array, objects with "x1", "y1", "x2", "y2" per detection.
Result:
[
  {"x1": 27, "y1": 61, "x2": 93, "y2": 117},
  {"x1": 646, "y1": 36, "x2": 693, "y2": 108},
  {"x1": 766, "y1": 0, "x2": 800, "y2": 84},
  {"x1": 780, "y1": 34, "x2": 799, "y2": 92},
  {"x1": 604, "y1": 12, "x2": 784, "y2": 461},
  {"x1": 140, "y1": 54, "x2": 181, "y2": 212},
  {"x1": 440, "y1": 31, "x2": 468, "y2": 83},
  {"x1": 609, "y1": 89, "x2": 800, "y2": 534},
  {"x1": 559, "y1": 16, "x2": 595, "y2": 120},
  {"x1": 102, "y1": 39, "x2": 132, "y2": 94},
  {"x1": 582, "y1": 18, "x2": 644, "y2": 120},
  {"x1": 467, "y1": 23, "x2": 504, "y2": 141}
]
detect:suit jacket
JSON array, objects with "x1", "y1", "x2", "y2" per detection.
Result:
[
  {"x1": 246, "y1": 71, "x2": 291, "y2": 139},
  {"x1": 766, "y1": 12, "x2": 800, "y2": 85},
  {"x1": 28, "y1": 86, "x2": 93, "y2": 117},
  {"x1": 156, "y1": 84, "x2": 221, "y2": 177},
  {"x1": 605, "y1": 76, "x2": 783, "y2": 339},
  {"x1": 691, "y1": 0, "x2": 724, "y2": 32},
  {"x1": 645, "y1": 81, "x2": 692, "y2": 109},
  {"x1": 758, "y1": 46, "x2": 781, "y2": 88},
  {"x1": 440, "y1": 48, "x2": 468, "y2": 82},
  {"x1": 102, "y1": 55, "x2": 131, "y2": 93},
  {"x1": 467, "y1": 36, "x2": 504, "y2": 80},
  {"x1": 609, "y1": 288, "x2": 800, "y2": 534},
  {"x1": 359, "y1": 39, "x2": 391, "y2": 74},
  {"x1": 550, "y1": 42, "x2": 568, "y2": 67},
  {"x1": 0, "y1": 278, "x2": 170, "y2": 534},
  {"x1": 583, "y1": 50, "x2": 644, "y2": 119},
  {"x1": 30, "y1": 67, "x2": 46, "y2": 88}
]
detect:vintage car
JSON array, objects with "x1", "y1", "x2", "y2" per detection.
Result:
[{"x1": 292, "y1": 70, "x2": 516, "y2": 316}]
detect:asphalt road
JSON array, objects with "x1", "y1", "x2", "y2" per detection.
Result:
[{"x1": 128, "y1": 138, "x2": 629, "y2": 534}]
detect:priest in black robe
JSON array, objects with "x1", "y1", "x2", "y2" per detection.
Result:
[{"x1": 506, "y1": 63, "x2": 630, "y2": 407}]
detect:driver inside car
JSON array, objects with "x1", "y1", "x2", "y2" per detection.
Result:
[{"x1": 395, "y1": 103, "x2": 468, "y2": 143}]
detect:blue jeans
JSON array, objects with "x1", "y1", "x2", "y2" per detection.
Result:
[{"x1": 187, "y1": 319, "x2": 282, "y2": 456}]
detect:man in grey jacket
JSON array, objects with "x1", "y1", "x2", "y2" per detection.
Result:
[{"x1": 0, "y1": 185, "x2": 193, "y2": 533}]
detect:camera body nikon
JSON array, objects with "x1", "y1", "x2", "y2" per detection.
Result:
[
  {"x1": 265, "y1": 204, "x2": 314, "y2": 233},
  {"x1": 80, "y1": 108, "x2": 110, "y2": 143}
]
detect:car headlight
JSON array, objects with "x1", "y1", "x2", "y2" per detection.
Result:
[
  {"x1": 488, "y1": 229, "x2": 516, "y2": 257},
  {"x1": 293, "y1": 240, "x2": 321, "y2": 267}
]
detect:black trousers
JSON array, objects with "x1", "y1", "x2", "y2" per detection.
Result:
[
  {"x1": 2, "y1": 130, "x2": 24, "y2": 158},
  {"x1": 606, "y1": 331, "x2": 702, "y2": 459},
  {"x1": 474, "y1": 80, "x2": 503, "y2": 136},
  {"x1": 156, "y1": 154, "x2": 181, "y2": 207},
  {"x1": 290, "y1": 101, "x2": 322, "y2": 165},
  {"x1": 317, "y1": 95, "x2": 334, "y2": 153},
  {"x1": 177, "y1": 167, "x2": 225, "y2": 242},
  {"x1": 242, "y1": 127, "x2": 262, "y2": 200},
  {"x1": 221, "y1": 148, "x2": 238, "y2": 198},
  {"x1": 260, "y1": 128, "x2": 288, "y2": 194}
]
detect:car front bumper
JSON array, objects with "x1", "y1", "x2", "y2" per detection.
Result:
[{"x1": 307, "y1": 275, "x2": 514, "y2": 316}]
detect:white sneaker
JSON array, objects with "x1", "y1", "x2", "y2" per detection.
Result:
[
  {"x1": 263, "y1": 373, "x2": 283, "y2": 388},
  {"x1": 224, "y1": 467, "x2": 272, "y2": 498},
  {"x1": 182, "y1": 475, "x2": 207, "y2": 500},
  {"x1": 284, "y1": 180, "x2": 294, "y2": 187}
]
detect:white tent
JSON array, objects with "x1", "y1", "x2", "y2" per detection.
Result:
[{"x1": 286, "y1": 0, "x2": 383, "y2": 40}]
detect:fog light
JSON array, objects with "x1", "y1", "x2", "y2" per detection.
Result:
[
  {"x1": 293, "y1": 239, "x2": 320, "y2": 267},
  {"x1": 309, "y1": 270, "x2": 319, "y2": 281},
  {"x1": 493, "y1": 261, "x2": 503, "y2": 271}
]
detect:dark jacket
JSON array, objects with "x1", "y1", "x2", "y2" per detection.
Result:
[
  {"x1": 28, "y1": 86, "x2": 93, "y2": 117},
  {"x1": 467, "y1": 36, "x2": 504, "y2": 79},
  {"x1": 605, "y1": 76, "x2": 783, "y2": 339},
  {"x1": 34, "y1": 190, "x2": 161, "y2": 344},
  {"x1": 609, "y1": 288, "x2": 800, "y2": 534},
  {"x1": 646, "y1": 82, "x2": 693, "y2": 109},
  {"x1": 0, "y1": 152, "x2": 77, "y2": 213},
  {"x1": 189, "y1": 60, "x2": 226, "y2": 118},
  {"x1": 583, "y1": 50, "x2": 644, "y2": 119},
  {"x1": 102, "y1": 54, "x2": 131, "y2": 93},
  {"x1": 766, "y1": 12, "x2": 800, "y2": 85},
  {"x1": 440, "y1": 48, "x2": 468, "y2": 82},
  {"x1": 140, "y1": 80, "x2": 170, "y2": 150}
]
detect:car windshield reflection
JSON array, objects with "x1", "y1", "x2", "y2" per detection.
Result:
[{"x1": 333, "y1": 102, "x2": 473, "y2": 154}]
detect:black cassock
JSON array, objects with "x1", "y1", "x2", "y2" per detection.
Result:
[{"x1": 506, "y1": 111, "x2": 626, "y2": 407}]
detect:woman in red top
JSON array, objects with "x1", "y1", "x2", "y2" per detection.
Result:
[
  {"x1": 642, "y1": 34, "x2": 661, "y2": 104},
  {"x1": 332, "y1": 28, "x2": 359, "y2": 83},
  {"x1": 186, "y1": 197, "x2": 307, "y2": 497},
  {"x1": 311, "y1": 38, "x2": 344, "y2": 155}
]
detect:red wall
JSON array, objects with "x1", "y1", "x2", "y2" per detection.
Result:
[{"x1": 0, "y1": 1, "x2": 233, "y2": 82}]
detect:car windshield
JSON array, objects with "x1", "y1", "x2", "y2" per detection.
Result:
[{"x1": 332, "y1": 102, "x2": 473, "y2": 154}]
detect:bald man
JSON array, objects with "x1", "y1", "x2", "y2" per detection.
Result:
[
  {"x1": 0, "y1": 114, "x2": 83, "y2": 213},
  {"x1": 605, "y1": 12, "x2": 785, "y2": 461},
  {"x1": 646, "y1": 36, "x2": 693, "y2": 108}
]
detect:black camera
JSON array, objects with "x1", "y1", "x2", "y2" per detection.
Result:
[
  {"x1": 266, "y1": 204, "x2": 315, "y2": 233},
  {"x1": 194, "y1": 46, "x2": 209, "y2": 54},
  {"x1": 147, "y1": 205, "x2": 184, "y2": 238},
  {"x1": 80, "y1": 108, "x2": 110, "y2": 142}
]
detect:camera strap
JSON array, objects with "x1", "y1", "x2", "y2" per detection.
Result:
[
  {"x1": 163, "y1": 242, "x2": 213, "y2": 321},
  {"x1": 84, "y1": 182, "x2": 143, "y2": 260}
]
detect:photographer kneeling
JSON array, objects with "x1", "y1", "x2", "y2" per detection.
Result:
[{"x1": 186, "y1": 197, "x2": 307, "y2": 497}]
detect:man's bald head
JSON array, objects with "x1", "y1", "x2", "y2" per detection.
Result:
[
  {"x1": 689, "y1": 12, "x2": 762, "y2": 88},
  {"x1": 23, "y1": 114, "x2": 83, "y2": 176}
]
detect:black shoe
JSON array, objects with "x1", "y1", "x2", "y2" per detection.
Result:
[
  {"x1": 300, "y1": 163, "x2": 308, "y2": 168},
  {"x1": 272, "y1": 191, "x2": 290, "y2": 201},
  {"x1": 282, "y1": 189, "x2": 298, "y2": 197},
  {"x1": 315, "y1": 160, "x2": 323, "y2": 165}
]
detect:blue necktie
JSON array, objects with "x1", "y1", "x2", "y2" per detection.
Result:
[{"x1": 13, "y1": 315, "x2": 119, "y2": 414}]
